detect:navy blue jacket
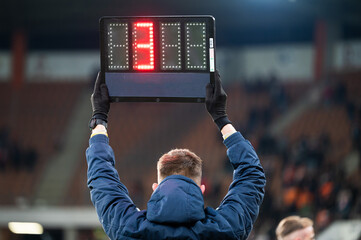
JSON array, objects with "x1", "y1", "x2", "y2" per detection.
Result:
[{"x1": 86, "y1": 132, "x2": 265, "y2": 240}]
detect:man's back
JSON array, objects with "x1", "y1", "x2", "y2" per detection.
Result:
[
  {"x1": 112, "y1": 175, "x2": 235, "y2": 239},
  {"x1": 86, "y1": 71, "x2": 266, "y2": 239},
  {"x1": 87, "y1": 132, "x2": 265, "y2": 240}
]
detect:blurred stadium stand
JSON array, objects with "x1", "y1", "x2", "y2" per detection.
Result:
[
  {"x1": 1, "y1": 70, "x2": 360, "y2": 239},
  {"x1": 0, "y1": 82, "x2": 86, "y2": 204}
]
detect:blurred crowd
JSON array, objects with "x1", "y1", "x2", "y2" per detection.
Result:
[{"x1": 242, "y1": 76, "x2": 361, "y2": 239}]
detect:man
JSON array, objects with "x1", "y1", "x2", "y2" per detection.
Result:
[
  {"x1": 276, "y1": 216, "x2": 315, "y2": 240},
  {"x1": 86, "y1": 71, "x2": 266, "y2": 239}
]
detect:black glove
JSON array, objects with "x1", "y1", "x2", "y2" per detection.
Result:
[
  {"x1": 206, "y1": 71, "x2": 231, "y2": 130},
  {"x1": 90, "y1": 72, "x2": 110, "y2": 122}
]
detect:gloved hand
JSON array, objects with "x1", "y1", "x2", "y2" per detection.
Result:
[
  {"x1": 206, "y1": 71, "x2": 231, "y2": 130},
  {"x1": 90, "y1": 72, "x2": 110, "y2": 122}
]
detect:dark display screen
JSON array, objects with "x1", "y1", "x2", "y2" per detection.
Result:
[
  {"x1": 100, "y1": 16, "x2": 216, "y2": 102},
  {"x1": 186, "y1": 22, "x2": 207, "y2": 70},
  {"x1": 161, "y1": 22, "x2": 181, "y2": 70},
  {"x1": 107, "y1": 23, "x2": 129, "y2": 70}
]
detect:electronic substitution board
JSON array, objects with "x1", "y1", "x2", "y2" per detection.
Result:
[{"x1": 100, "y1": 16, "x2": 216, "y2": 102}]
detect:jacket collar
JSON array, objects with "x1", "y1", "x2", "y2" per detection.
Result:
[{"x1": 146, "y1": 175, "x2": 205, "y2": 224}]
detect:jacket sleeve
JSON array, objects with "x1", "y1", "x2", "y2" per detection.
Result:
[
  {"x1": 86, "y1": 134, "x2": 138, "y2": 239},
  {"x1": 216, "y1": 132, "x2": 266, "y2": 240}
]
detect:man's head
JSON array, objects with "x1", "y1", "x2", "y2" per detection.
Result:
[
  {"x1": 276, "y1": 216, "x2": 315, "y2": 240},
  {"x1": 152, "y1": 148, "x2": 205, "y2": 194}
]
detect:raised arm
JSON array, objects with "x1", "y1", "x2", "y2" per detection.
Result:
[
  {"x1": 205, "y1": 71, "x2": 266, "y2": 239},
  {"x1": 86, "y1": 73, "x2": 138, "y2": 239},
  {"x1": 217, "y1": 129, "x2": 265, "y2": 239}
]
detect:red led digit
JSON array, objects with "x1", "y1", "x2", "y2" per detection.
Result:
[{"x1": 133, "y1": 22, "x2": 154, "y2": 70}]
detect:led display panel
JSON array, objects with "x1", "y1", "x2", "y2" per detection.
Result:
[{"x1": 100, "y1": 16, "x2": 216, "y2": 102}]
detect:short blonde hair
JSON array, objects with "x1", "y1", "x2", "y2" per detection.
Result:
[
  {"x1": 276, "y1": 216, "x2": 313, "y2": 240},
  {"x1": 157, "y1": 149, "x2": 202, "y2": 184}
]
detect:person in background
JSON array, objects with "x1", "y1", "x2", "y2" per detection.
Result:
[{"x1": 276, "y1": 216, "x2": 315, "y2": 240}]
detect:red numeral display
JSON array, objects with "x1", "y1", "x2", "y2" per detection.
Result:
[{"x1": 133, "y1": 22, "x2": 154, "y2": 70}]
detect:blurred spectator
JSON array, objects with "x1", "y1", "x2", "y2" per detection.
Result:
[
  {"x1": 270, "y1": 74, "x2": 288, "y2": 112},
  {"x1": 24, "y1": 147, "x2": 38, "y2": 172},
  {"x1": 10, "y1": 141, "x2": 22, "y2": 170},
  {"x1": 0, "y1": 127, "x2": 10, "y2": 171},
  {"x1": 258, "y1": 133, "x2": 278, "y2": 155},
  {"x1": 0, "y1": 127, "x2": 38, "y2": 172},
  {"x1": 343, "y1": 149, "x2": 360, "y2": 177},
  {"x1": 336, "y1": 188, "x2": 353, "y2": 219},
  {"x1": 351, "y1": 121, "x2": 361, "y2": 150},
  {"x1": 315, "y1": 209, "x2": 331, "y2": 231},
  {"x1": 322, "y1": 80, "x2": 334, "y2": 106},
  {"x1": 334, "y1": 81, "x2": 347, "y2": 104}
]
